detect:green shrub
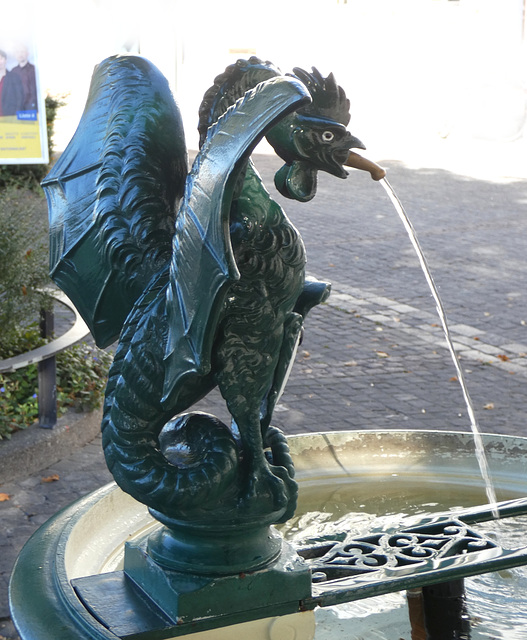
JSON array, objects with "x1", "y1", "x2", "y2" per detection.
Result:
[
  {"x1": 0, "y1": 93, "x2": 112, "y2": 441},
  {"x1": 0, "y1": 187, "x2": 51, "y2": 352},
  {"x1": 0, "y1": 324, "x2": 113, "y2": 440},
  {"x1": 56, "y1": 341, "x2": 113, "y2": 413}
]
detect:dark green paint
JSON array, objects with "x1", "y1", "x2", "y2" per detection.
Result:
[
  {"x1": 124, "y1": 537, "x2": 312, "y2": 624},
  {"x1": 42, "y1": 55, "x2": 365, "y2": 570},
  {"x1": 10, "y1": 486, "x2": 527, "y2": 640}
]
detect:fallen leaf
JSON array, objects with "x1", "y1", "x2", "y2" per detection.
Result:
[
  {"x1": 302, "y1": 351, "x2": 310, "y2": 358},
  {"x1": 376, "y1": 351, "x2": 389, "y2": 358},
  {"x1": 0, "y1": 493, "x2": 10, "y2": 502},
  {"x1": 41, "y1": 474, "x2": 60, "y2": 483},
  {"x1": 450, "y1": 376, "x2": 458, "y2": 382},
  {"x1": 473, "y1": 336, "x2": 480, "y2": 341},
  {"x1": 484, "y1": 403, "x2": 495, "y2": 410},
  {"x1": 497, "y1": 354, "x2": 510, "y2": 362}
]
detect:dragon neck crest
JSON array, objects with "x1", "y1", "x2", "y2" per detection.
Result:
[
  {"x1": 198, "y1": 57, "x2": 351, "y2": 141},
  {"x1": 198, "y1": 57, "x2": 354, "y2": 203},
  {"x1": 198, "y1": 57, "x2": 281, "y2": 147}
]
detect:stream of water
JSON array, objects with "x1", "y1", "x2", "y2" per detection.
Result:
[{"x1": 379, "y1": 178, "x2": 499, "y2": 517}]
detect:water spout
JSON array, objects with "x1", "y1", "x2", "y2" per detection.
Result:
[
  {"x1": 345, "y1": 151, "x2": 387, "y2": 181},
  {"x1": 379, "y1": 177, "x2": 499, "y2": 518}
]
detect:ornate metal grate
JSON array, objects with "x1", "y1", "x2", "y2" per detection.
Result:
[{"x1": 297, "y1": 519, "x2": 499, "y2": 584}]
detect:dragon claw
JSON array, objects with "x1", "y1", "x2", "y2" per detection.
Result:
[
  {"x1": 264, "y1": 426, "x2": 295, "y2": 479},
  {"x1": 241, "y1": 460, "x2": 297, "y2": 521}
]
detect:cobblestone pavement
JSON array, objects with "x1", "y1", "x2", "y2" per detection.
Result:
[{"x1": 1, "y1": 150, "x2": 527, "y2": 638}]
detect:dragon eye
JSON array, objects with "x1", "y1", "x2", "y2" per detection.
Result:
[{"x1": 322, "y1": 131, "x2": 334, "y2": 142}]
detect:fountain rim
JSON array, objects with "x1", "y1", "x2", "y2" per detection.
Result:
[
  {"x1": 287, "y1": 428, "x2": 527, "y2": 484},
  {"x1": 9, "y1": 428, "x2": 527, "y2": 640}
]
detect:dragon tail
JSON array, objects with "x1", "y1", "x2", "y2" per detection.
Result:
[{"x1": 101, "y1": 276, "x2": 239, "y2": 520}]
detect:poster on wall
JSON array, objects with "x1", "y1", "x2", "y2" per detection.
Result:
[{"x1": 0, "y1": 39, "x2": 48, "y2": 164}]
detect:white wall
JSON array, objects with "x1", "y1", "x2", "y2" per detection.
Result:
[{"x1": 10, "y1": 0, "x2": 526, "y2": 155}]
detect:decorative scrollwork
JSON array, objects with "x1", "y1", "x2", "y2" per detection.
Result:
[{"x1": 297, "y1": 518, "x2": 499, "y2": 583}]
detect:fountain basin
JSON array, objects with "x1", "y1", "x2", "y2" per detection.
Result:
[{"x1": 10, "y1": 430, "x2": 527, "y2": 639}]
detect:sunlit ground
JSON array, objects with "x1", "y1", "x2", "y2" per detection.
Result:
[
  {"x1": 2, "y1": 0, "x2": 525, "y2": 182},
  {"x1": 368, "y1": 134, "x2": 527, "y2": 183}
]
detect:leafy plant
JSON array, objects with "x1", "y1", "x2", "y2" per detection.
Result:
[
  {"x1": 0, "y1": 324, "x2": 113, "y2": 440},
  {"x1": 56, "y1": 342, "x2": 113, "y2": 413},
  {"x1": 45, "y1": 94, "x2": 67, "y2": 162},
  {"x1": 0, "y1": 187, "x2": 51, "y2": 352},
  {"x1": 0, "y1": 93, "x2": 111, "y2": 441}
]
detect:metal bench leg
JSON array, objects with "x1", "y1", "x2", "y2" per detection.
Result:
[
  {"x1": 408, "y1": 580, "x2": 470, "y2": 640},
  {"x1": 423, "y1": 579, "x2": 470, "y2": 639},
  {"x1": 407, "y1": 588, "x2": 426, "y2": 640},
  {"x1": 38, "y1": 309, "x2": 57, "y2": 429}
]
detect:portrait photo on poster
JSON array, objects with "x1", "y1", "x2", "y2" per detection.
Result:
[{"x1": 0, "y1": 29, "x2": 48, "y2": 165}]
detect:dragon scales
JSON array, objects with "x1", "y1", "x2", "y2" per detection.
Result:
[{"x1": 43, "y1": 55, "x2": 376, "y2": 570}]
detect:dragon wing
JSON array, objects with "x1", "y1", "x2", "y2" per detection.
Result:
[
  {"x1": 163, "y1": 75, "x2": 311, "y2": 405},
  {"x1": 42, "y1": 55, "x2": 187, "y2": 348}
]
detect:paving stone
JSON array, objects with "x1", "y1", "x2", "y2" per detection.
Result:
[
  {"x1": 448, "y1": 324, "x2": 483, "y2": 337},
  {"x1": 499, "y1": 343, "x2": 527, "y2": 355},
  {"x1": 389, "y1": 303, "x2": 418, "y2": 314},
  {"x1": 1, "y1": 153, "x2": 526, "y2": 637}
]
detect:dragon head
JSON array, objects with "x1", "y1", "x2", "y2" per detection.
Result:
[{"x1": 266, "y1": 67, "x2": 371, "y2": 202}]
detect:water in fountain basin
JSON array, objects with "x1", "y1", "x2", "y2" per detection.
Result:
[
  {"x1": 379, "y1": 178, "x2": 499, "y2": 518},
  {"x1": 279, "y1": 479, "x2": 527, "y2": 639}
]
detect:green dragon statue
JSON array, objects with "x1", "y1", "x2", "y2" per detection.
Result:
[{"x1": 43, "y1": 55, "x2": 380, "y2": 570}]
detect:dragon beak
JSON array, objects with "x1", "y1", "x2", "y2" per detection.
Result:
[
  {"x1": 344, "y1": 150, "x2": 387, "y2": 181},
  {"x1": 348, "y1": 134, "x2": 366, "y2": 151}
]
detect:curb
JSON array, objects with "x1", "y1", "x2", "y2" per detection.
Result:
[{"x1": 0, "y1": 408, "x2": 103, "y2": 486}]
